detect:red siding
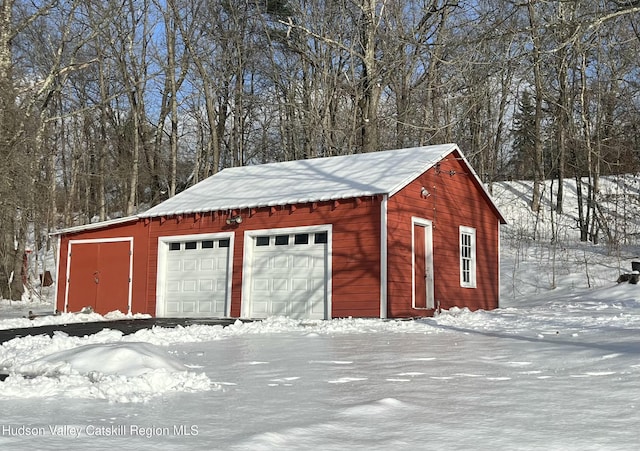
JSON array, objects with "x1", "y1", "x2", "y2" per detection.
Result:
[
  {"x1": 387, "y1": 149, "x2": 501, "y2": 317},
  {"x1": 145, "y1": 197, "x2": 382, "y2": 318}
]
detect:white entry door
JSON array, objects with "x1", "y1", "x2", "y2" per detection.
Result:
[
  {"x1": 244, "y1": 227, "x2": 330, "y2": 319},
  {"x1": 159, "y1": 234, "x2": 232, "y2": 317}
]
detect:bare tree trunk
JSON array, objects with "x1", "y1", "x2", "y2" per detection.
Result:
[
  {"x1": 579, "y1": 51, "x2": 596, "y2": 242},
  {"x1": 527, "y1": 0, "x2": 544, "y2": 214},
  {"x1": 357, "y1": 0, "x2": 381, "y2": 153},
  {"x1": 553, "y1": 0, "x2": 577, "y2": 215},
  {"x1": 166, "y1": 2, "x2": 179, "y2": 197},
  {"x1": 97, "y1": 53, "x2": 108, "y2": 221},
  {"x1": 120, "y1": 0, "x2": 150, "y2": 215},
  {"x1": 127, "y1": 93, "x2": 141, "y2": 215}
]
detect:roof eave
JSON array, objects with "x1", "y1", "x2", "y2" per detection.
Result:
[
  {"x1": 50, "y1": 215, "x2": 140, "y2": 236},
  {"x1": 137, "y1": 191, "x2": 388, "y2": 219}
]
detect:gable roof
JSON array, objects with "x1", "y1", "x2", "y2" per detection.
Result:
[
  {"x1": 139, "y1": 143, "x2": 506, "y2": 222},
  {"x1": 140, "y1": 143, "x2": 475, "y2": 218},
  {"x1": 52, "y1": 144, "x2": 506, "y2": 236}
]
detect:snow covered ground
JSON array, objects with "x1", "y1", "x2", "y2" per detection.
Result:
[
  {"x1": 2, "y1": 177, "x2": 640, "y2": 450},
  {"x1": 2, "y1": 256, "x2": 640, "y2": 450}
]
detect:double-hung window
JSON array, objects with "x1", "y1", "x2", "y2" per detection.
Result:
[{"x1": 460, "y1": 226, "x2": 477, "y2": 288}]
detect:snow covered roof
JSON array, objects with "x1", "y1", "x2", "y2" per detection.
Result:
[
  {"x1": 50, "y1": 216, "x2": 139, "y2": 236},
  {"x1": 139, "y1": 143, "x2": 469, "y2": 218}
]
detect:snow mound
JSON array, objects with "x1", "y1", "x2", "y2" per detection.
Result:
[
  {"x1": 1, "y1": 342, "x2": 213, "y2": 403},
  {"x1": 0, "y1": 369, "x2": 212, "y2": 403},
  {"x1": 25, "y1": 342, "x2": 187, "y2": 376}
]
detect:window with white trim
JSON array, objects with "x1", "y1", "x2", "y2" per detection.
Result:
[{"x1": 460, "y1": 226, "x2": 477, "y2": 288}]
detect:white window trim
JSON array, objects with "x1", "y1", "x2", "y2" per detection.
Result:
[
  {"x1": 459, "y1": 226, "x2": 477, "y2": 288},
  {"x1": 156, "y1": 232, "x2": 235, "y2": 317}
]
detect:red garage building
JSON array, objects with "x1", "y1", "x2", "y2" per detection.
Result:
[{"x1": 53, "y1": 143, "x2": 506, "y2": 319}]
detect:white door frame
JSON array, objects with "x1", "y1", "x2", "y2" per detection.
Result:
[
  {"x1": 156, "y1": 232, "x2": 234, "y2": 317},
  {"x1": 241, "y1": 224, "x2": 332, "y2": 319},
  {"x1": 64, "y1": 237, "x2": 134, "y2": 314},
  {"x1": 411, "y1": 217, "x2": 434, "y2": 310}
]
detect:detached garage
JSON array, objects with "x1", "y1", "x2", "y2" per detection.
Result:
[{"x1": 53, "y1": 143, "x2": 506, "y2": 319}]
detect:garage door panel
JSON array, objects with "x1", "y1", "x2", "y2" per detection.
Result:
[
  {"x1": 165, "y1": 301, "x2": 180, "y2": 314},
  {"x1": 167, "y1": 281, "x2": 181, "y2": 293},
  {"x1": 253, "y1": 278, "x2": 270, "y2": 291},
  {"x1": 66, "y1": 243, "x2": 99, "y2": 313},
  {"x1": 313, "y1": 256, "x2": 325, "y2": 268},
  {"x1": 182, "y1": 301, "x2": 196, "y2": 313},
  {"x1": 253, "y1": 256, "x2": 270, "y2": 271},
  {"x1": 273, "y1": 255, "x2": 289, "y2": 269},
  {"x1": 290, "y1": 303, "x2": 306, "y2": 316},
  {"x1": 271, "y1": 300, "x2": 288, "y2": 315},
  {"x1": 199, "y1": 280, "x2": 214, "y2": 291},
  {"x1": 201, "y1": 258, "x2": 215, "y2": 271},
  {"x1": 66, "y1": 240, "x2": 131, "y2": 315},
  {"x1": 293, "y1": 255, "x2": 310, "y2": 268},
  {"x1": 161, "y1": 237, "x2": 230, "y2": 317},
  {"x1": 247, "y1": 230, "x2": 328, "y2": 320},
  {"x1": 198, "y1": 301, "x2": 213, "y2": 313},
  {"x1": 251, "y1": 300, "x2": 269, "y2": 314},
  {"x1": 273, "y1": 278, "x2": 288, "y2": 291},
  {"x1": 213, "y1": 298, "x2": 226, "y2": 313},
  {"x1": 182, "y1": 280, "x2": 197, "y2": 292},
  {"x1": 311, "y1": 299, "x2": 325, "y2": 315},
  {"x1": 292, "y1": 279, "x2": 308, "y2": 291}
]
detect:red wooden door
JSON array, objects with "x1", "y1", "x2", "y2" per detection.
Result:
[
  {"x1": 414, "y1": 223, "x2": 427, "y2": 309},
  {"x1": 413, "y1": 222, "x2": 434, "y2": 310},
  {"x1": 66, "y1": 240, "x2": 131, "y2": 314}
]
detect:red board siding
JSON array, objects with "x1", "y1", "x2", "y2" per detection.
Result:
[
  {"x1": 145, "y1": 197, "x2": 382, "y2": 318},
  {"x1": 387, "y1": 149, "x2": 501, "y2": 317}
]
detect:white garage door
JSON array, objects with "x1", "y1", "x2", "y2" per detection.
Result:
[
  {"x1": 162, "y1": 237, "x2": 231, "y2": 317},
  {"x1": 246, "y1": 230, "x2": 329, "y2": 320}
]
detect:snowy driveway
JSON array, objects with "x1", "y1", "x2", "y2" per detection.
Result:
[{"x1": 2, "y1": 291, "x2": 640, "y2": 451}]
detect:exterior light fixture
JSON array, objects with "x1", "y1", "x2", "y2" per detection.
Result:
[
  {"x1": 226, "y1": 215, "x2": 242, "y2": 225},
  {"x1": 421, "y1": 187, "x2": 431, "y2": 198}
]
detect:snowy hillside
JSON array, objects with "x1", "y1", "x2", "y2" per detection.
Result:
[
  {"x1": 494, "y1": 175, "x2": 640, "y2": 304},
  {"x1": 1, "y1": 177, "x2": 640, "y2": 450},
  {"x1": 493, "y1": 174, "x2": 640, "y2": 244}
]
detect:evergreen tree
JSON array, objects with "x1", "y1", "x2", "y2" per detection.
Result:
[{"x1": 510, "y1": 90, "x2": 537, "y2": 180}]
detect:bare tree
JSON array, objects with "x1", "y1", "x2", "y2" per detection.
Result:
[{"x1": 525, "y1": 0, "x2": 545, "y2": 214}]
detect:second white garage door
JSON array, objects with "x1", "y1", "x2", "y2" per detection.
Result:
[{"x1": 243, "y1": 227, "x2": 331, "y2": 320}]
